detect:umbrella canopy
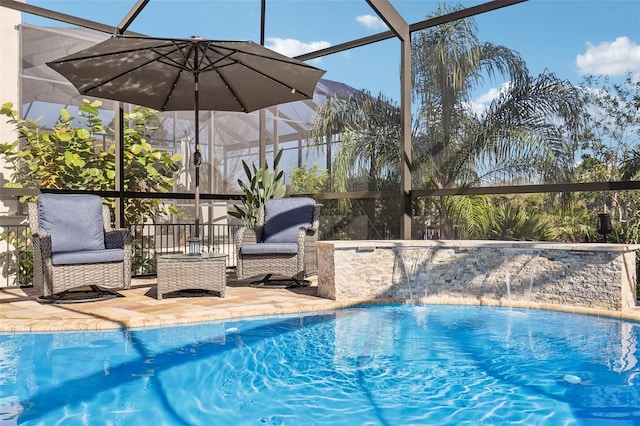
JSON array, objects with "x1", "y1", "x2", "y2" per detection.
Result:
[{"x1": 46, "y1": 35, "x2": 325, "y2": 246}]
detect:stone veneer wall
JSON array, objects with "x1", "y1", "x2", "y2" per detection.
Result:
[{"x1": 317, "y1": 240, "x2": 640, "y2": 312}]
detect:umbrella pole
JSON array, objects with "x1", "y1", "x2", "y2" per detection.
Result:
[{"x1": 191, "y1": 51, "x2": 202, "y2": 254}]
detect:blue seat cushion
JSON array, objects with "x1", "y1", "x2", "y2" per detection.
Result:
[
  {"x1": 263, "y1": 197, "x2": 315, "y2": 244},
  {"x1": 240, "y1": 243, "x2": 298, "y2": 255},
  {"x1": 37, "y1": 194, "x2": 105, "y2": 253},
  {"x1": 51, "y1": 248, "x2": 125, "y2": 266}
]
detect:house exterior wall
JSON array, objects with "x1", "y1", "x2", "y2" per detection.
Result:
[{"x1": 0, "y1": 4, "x2": 21, "y2": 216}]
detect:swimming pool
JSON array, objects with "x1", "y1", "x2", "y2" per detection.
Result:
[{"x1": 1, "y1": 304, "x2": 639, "y2": 425}]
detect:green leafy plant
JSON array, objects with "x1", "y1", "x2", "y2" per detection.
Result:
[
  {"x1": 0, "y1": 99, "x2": 183, "y2": 281},
  {"x1": 229, "y1": 149, "x2": 286, "y2": 227},
  {"x1": 0, "y1": 100, "x2": 182, "y2": 222},
  {"x1": 290, "y1": 164, "x2": 330, "y2": 194}
]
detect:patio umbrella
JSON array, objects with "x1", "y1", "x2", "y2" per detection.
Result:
[{"x1": 46, "y1": 35, "x2": 325, "y2": 245}]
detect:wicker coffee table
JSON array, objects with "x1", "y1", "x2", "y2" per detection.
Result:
[{"x1": 156, "y1": 254, "x2": 226, "y2": 300}]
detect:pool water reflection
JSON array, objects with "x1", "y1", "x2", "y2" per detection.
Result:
[{"x1": 1, "y1": 305, "x2": 639, "y2": 425}]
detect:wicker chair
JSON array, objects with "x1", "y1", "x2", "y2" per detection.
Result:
[
  {"x1": 235, "y1": 197, "x2": 322, "y2": 287},
  {"x1": 27, "y1": 194, "x2": 132, "y2": 300}
]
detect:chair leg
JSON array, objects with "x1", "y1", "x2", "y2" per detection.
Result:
[{"x1": 248, "y1": 274, "x2": 311, "y2": 289}]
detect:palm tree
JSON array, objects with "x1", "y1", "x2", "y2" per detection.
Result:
[
  {"x1": 412, "y1": 5, "x2": 585, "y2": 237},
  {"x1": 308, "y1": 91, "x2": 401, "y2": 195},
  {"x1": 485, "y1": 201, "x2": 560, "y2": 241},
  {"x1": 307, "y1": 4, "x2": 586, "y2": 239},
  {"x1": 307, "y1": 91, "x2": 402, "y2": 237}
]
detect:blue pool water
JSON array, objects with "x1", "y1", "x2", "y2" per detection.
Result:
[{"x1": 1, "y1": 304, "x2": 640, "y2": 425}]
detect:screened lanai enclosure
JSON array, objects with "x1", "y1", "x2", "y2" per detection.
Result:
[
  {"x1": 1, "y1": 0, "x2": 639, "y2": 284},
  {"x1": 5, "y1": 22, "x2": 360, "y2": 278},
  {"x1": 19, "y1": 23, "x2": 354, "y2": 215}
]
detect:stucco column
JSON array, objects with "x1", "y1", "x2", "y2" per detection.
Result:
[{"x1": 0, "y1": 2, "x2": 22, "y2": 216}]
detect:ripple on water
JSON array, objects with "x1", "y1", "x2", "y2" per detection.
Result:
[{"x1": 2, "y1": 305, "x2": 640, "y2": 425}]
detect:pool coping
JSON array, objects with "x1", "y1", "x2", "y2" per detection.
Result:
[{"x1": 1, "y1": 275, "x2": 640, "y2": 332}]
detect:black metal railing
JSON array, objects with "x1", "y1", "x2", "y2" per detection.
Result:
[
  {"x1": 0, "y1": 222, "x2": 242, "y2": 288},
  {"x1": 0, "y1": 223, "x2": 31, "y2": 288},
  {"x1": 129, "y1": 222, "x2": 241, "y2": 275}
]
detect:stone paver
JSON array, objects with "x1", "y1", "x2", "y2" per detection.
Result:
[
  {"x1": 0, "y1": 275, "x2": 356, "y2": 332},
  {"x1": 1, "y1": 274, "x2": 639, "y2": 332}
]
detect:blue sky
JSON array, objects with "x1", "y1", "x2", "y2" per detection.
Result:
[{"x1": 22, "y1": 0, "x2": 640, "y2": 111}]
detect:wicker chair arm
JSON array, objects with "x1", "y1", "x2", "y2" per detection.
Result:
[
  {"x1": 105, "y1": 229, "x2": 132, "y2": 250},
  {"x1": 235, "y1": 226, "x2": 262, "y2": 280},
  {"x1": 30, "y1": 227, "x2": 50, "y2": 239},
  {"x1": 236, "y1": 227, "x2": 256, "y2": 245},
  {"x1": 298, "y1": 223, "x2": 319, "y2": 276},
  {"x1": 296, "y1": 227, "x2": 317, "y2": 249},
  {"x1": 236, "y1": 224, "x2": 266, "y2": 245},
  {"x1": 31, "y1": 229, "x2": 52, "y2": 258},
  {"x1": 302, "y1": 226, "x2": 317, "y2": 235}
]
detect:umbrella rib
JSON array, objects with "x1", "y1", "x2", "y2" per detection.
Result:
[
  {"x1": 83, "y1": 42, "x2": 197, "y2": 104},
  {"x1": 59, "y1": 43, "x2": 185, "y2": 94},
  {"x1": 213, "y1": 60, "x2": 316, "y2": 99},
  {"x1": 153, "y1": 41, "x2": 199, "y2": 110},
  {"x1": 48, "y1": 37, "x2": 323, "y2": 113},
  {"x1": 50, "y1": 40, "x2": 176, "y2": 63},
  {"x1": 197, "y1": 43, "x2": 318, "y2": 106},
  {"x1": 215, "y1": 68, "x2": 248, "y2": 112},
  {"x1": 79, "y1": 55, "x2": 163, "y2": 94},
  {"x1": 195, "y1": 42, "x2": 249, "y2": 112},
  {"x1": 155, "y1": 41, "x2": 198, "y2": 73}
]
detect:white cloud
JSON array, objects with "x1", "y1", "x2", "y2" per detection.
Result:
[
  {"x1": 476, "y1": 87, "x2": 503, "y2": 104},
  {"x1": 356, "y1": 14, "x2": 387, "y2": 30},
  {"x1": 468, "y1": 83, "x2": 511, "y2": 117},
  {"x1": 576, "y1": 36, "x2": 640, "y2": 75},
  {"x1": 265, "y1": 37, "x2": 331, "y2": 60}
]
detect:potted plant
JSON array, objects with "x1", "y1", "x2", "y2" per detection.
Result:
[{"x1": 229, "y1": 149, "x2": 286, "y2": 227}]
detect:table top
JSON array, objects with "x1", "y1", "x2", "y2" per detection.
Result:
[{"x1": 158, "y1": 253, "x2": 227, "y2": 262}]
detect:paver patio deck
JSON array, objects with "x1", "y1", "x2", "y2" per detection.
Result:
[
  {"x1": 0, "y1": 274, "x2": 367, "y2": 332},
  {"x1": 1, "y1": 273, "x2": 640, "y2": 333}
]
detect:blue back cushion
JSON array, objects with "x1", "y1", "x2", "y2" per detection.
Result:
[
  {"x1": 37, "y1": 194, "x2": 105, "y2": 253},
  {"x1": 263, "y1": 198, "x2": 315, "y2": 244}
]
